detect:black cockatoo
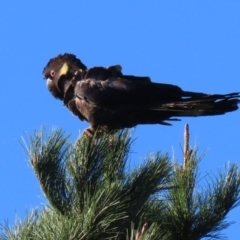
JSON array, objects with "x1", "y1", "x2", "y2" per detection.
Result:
[{"x1": 43, "y1": 53, "x2": 239, "y2": 136}]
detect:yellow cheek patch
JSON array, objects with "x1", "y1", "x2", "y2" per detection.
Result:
[{"x1": 59, "y1": 62, "x2": 69, "y2": 77}]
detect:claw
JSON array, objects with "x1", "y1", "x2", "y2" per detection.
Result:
[{"x1": 83, "y1": 127, "x2": 95, "y2": 138}]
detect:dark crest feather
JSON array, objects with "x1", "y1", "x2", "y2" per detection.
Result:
[{"x1": 43, "y1": 53, "x2": 87, "y2": 77}]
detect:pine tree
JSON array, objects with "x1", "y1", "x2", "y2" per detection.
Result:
[{"x1": 1, "y1": 126, "x2": 240, "y2": 240}]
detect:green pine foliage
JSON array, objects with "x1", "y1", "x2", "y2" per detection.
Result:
[
  {"x1": 1, "y1": 128, "x2": 240, "y2": 240},
  {"x1": 157, "y1": 150, "x2": 240, "y2": 239}
]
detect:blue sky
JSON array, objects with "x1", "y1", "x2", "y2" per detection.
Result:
[{"x1": 0, "y1": 1, "x2": 240, "y2": 238}]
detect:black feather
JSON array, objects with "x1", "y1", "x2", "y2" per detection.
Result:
[{"x1": 43, "y1": 53, "x2": 240, "y2": 133}]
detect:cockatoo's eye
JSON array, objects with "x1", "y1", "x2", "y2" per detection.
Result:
[{"x1": 50, "y1": 70, "x2": 55, "y2": 78}]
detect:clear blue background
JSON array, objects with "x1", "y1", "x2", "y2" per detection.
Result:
[{"x1": 0, "y1": 1, "x2": 240, "y2": 238}]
